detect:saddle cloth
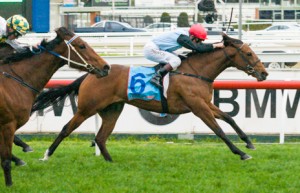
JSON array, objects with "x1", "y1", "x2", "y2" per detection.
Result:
[{"x1": 127, "y1": 65, "x2": 169, "y2": 101}]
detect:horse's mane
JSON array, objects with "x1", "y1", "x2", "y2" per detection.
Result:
[
  {"x1": 185, "y1": 41, "x2": 223, "y2": 58},
  {"x1": 40, "y1": 35, "x2": 62, "y2": 51},
  {"x1": 2, "y1": 47, "x2": 34, "y2": 63},
  {"x1": 184, "y1": 34, "x2": 243, "y2": 59},
  {"x1": 2, "y1": 35, "x2": 62, "y2": 64},
  {"x1": 0, "y1": 42, "x2": 9, "y2": 48}
]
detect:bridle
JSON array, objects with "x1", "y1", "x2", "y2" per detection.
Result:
[
  {"x1": 223, "y1": 43, "x2": 261, "y2": 75},
  {"x1": 1, "y1": 34, "x2": 110, "y2": 93},
  {"x1": 64, "y1": 35, "x2": 97, "y2": 72},
  {"x1": 37, "y1": 34, "x2": 109, "y2": 75},
  {"x1": 38, "y1": 35, "x2": 98, "y2": 72}
]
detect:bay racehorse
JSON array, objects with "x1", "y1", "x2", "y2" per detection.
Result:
[
  {"x1": 33, "y1": 33, "x2": 268, "y2": 165},
  {"x1": 0, "y1": 43, "x2": 33, "y2": 166},
  {"x1": 0, "y1": 27, "x2": 110, "y2": 186}
]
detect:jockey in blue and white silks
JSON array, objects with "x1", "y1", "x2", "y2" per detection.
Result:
[{"x1": 143, "y1": 24, "x2": 225, "y2": 88}]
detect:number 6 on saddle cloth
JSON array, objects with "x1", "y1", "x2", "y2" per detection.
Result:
[{"x1": 128, "y1": 64, "x2": 169, "y2": 112}]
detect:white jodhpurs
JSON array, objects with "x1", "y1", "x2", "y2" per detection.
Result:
[{"x1": 143, "y1": 41, "x2": 181, "y2": 69}]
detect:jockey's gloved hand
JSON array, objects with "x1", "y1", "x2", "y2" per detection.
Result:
[
  {"x1": 178, "y1": 54, "x2": 187, "y2": 61},
  {"x1": 30, "y1": 45, "x2": 41, "y2": 54}
]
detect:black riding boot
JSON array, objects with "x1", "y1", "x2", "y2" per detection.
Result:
[{"x1": 150, "y1": 64, "x2": 173, "y2": 88}]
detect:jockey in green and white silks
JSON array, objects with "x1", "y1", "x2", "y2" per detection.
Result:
[
  {"x1": 0, "y1": 15, "x2": 30, "y2": 52},
  {"x1": 143, "y1": 24, "x2": 225, "y2": 88}
]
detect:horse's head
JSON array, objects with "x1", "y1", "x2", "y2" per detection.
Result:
[
  {"x1": 54, "y1": 27, "x2": 110, "y2": 77},
  {"x1": 222, "y1": 33, "x2": 268, "y2": 81}
]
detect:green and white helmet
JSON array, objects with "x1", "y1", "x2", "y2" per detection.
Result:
[{"x1": 6, "y1": 15, "x2": 29, "y2": 35}]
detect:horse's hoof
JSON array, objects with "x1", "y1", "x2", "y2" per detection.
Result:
[
  {"x1": 23, "y1": 146, "x2": 33, "y2": 153},
  {"x1": 241, "y1": 154, "x2": 252, "y2": 160},
  {"x1": 90, "y1": 140, "x2": 95, "y2": 147},
  {"x1": 6, "y1": 182, "x2": 13, "y2": 187},
  {"x1": 104, "y1": 156, "x2": 113, "y2": 162},
  {"x1": 15, "y1": 160, "x2": 27, "y2": 166},
  {"x1": 39, "y1": 157, "x2": 48, "y2": 162},
  {"x1": 246, "y1": 144, "x2": 256, "y2": 150},
  {"x1": 39, "y1": 149, "x2": 50, "y2": 161}
]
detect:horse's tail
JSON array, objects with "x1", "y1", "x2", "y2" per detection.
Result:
[{"x1": 31, "y1": 73, "x2": 88, "y2": 114}]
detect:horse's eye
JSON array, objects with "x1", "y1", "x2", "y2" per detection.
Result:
[
  {"x1": 247, "y1": 52, "x2": 252, "y2": 56},
  {"x1": 79, "y1": 45, "x2": 86, "y2": 49}
]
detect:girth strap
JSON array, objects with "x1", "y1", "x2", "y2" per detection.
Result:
[{"x1": 159, "y1": 86, "x2": 169, "y2": 114}]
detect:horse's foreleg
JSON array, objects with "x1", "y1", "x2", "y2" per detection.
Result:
[
  {"x1": 192, "y1": 101, "x2": 251, "y2": 160},
  {"x1": 1, "y1": 159, "x2": 12, "y2": 186},
  {"x1": 96, "y1": 103, "x2": 125, "y2": 162},
  {"x1": 209, "y1": 104, "x2": 255, "y2": 150},
  {"x1": 0, "y1": 126, "x2": 14, "y2": 186},
  {"x1": 40, "y1": 112, "x2": 88, "y2": 161}
]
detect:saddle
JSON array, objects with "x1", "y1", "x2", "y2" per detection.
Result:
[{"x1": 127, "y1": 55, "x2": 188, "y2": 113}]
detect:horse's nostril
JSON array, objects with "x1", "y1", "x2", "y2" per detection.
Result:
[
  {"x1": 263, "y1": 72, "x2": 268, "y2": 77},
  {"x1": 262, "y1": 72, "x2": 268, "y2": 80},
  {"x1": 104, "y1": 64, "x2": 111, "y2": 71}
]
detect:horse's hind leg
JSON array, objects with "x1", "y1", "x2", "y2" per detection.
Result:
[
  {"x1": 40, "y1": 111, "x2": 91, "y2": 161},
  {"x1": 191, "y1": 101, "x2": 251, "y2": 160},
  {"x1": 95, "y1": 102, "x2": 125, "y2": 162},
  {"x1": 14, "y1": 135, "x2": 33, "y2": 152},
  {"x1": 209, "y1": 103, "x2": 255, "y2": 150},
  {"x1": 10, "y1": 136, "x2": 30, "y2": 166},
  {"x1": 12, "y1": 154, "x2": 26, "y2": 166}
]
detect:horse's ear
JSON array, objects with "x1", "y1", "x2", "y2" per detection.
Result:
[
  {"x1": 54, "y1": 27, "x2": 60, "y2": 34},
  {"x1": 222, "y1": 32, "x2": 229, "y2": 40},
  {"x1": 54, "y1": 28, "x2": 61, "y2": 37},
  {"x1": 54, "y1": 27, "x2": 74, "y2": 39},
  {"x1": 222, "y1": 32, "x2": 230, "y2": 46},
  {"x1": 55, "y1": 27, "x2": 67, "y2": 34}
]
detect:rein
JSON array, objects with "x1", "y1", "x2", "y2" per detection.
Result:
[
  {"x1": 38, "y1": 35, "x2": 97, "y2": 73},
  {"x1": 223, "y1": 43, "x2": 261, "y2": 74},
  {"x1": 0, "y1": 71, "x2": 39, "y2": 93},
  {"x1": 171, "y1": 42, "x2": 260, "y2": 83},
  {"x1": 171, "y1": 56, "x2": 214, "y2": 83}
]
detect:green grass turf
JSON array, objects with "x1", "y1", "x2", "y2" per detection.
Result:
[{"x1": 1, "y1": 138, "x2": 300, "y2": 193}]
